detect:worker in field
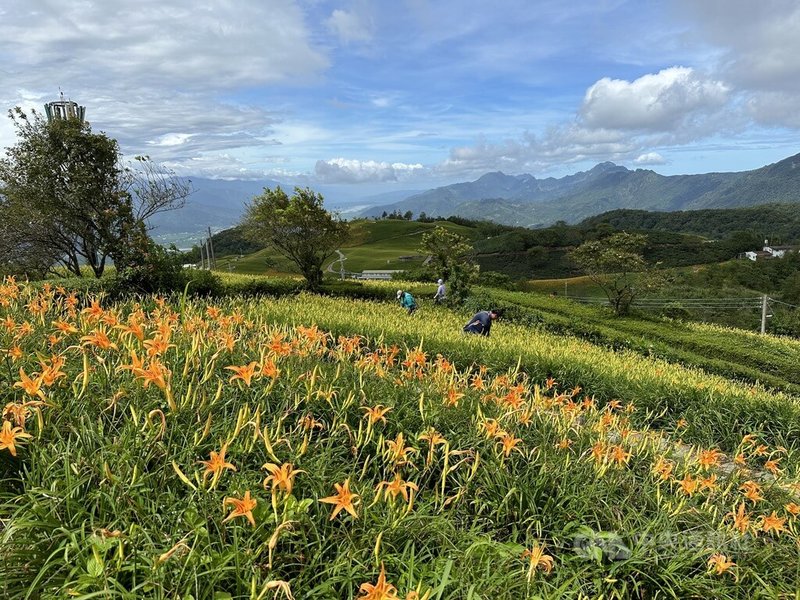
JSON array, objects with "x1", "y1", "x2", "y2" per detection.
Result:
[
  {"x1": 463, "y1": 308, "x2": 499, "y2": 336},
  {"x1": 397, "y1": 289, "x2": 418, "y2": 315},
  {"x1": 433, "y1": 278, "x2": 447, "y2": 304}
]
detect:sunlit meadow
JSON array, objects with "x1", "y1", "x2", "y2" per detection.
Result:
[{"x1": 1, "y1": 278, "x2": 799, "y2": 598}]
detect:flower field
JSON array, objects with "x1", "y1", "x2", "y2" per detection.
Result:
[{"x1": 2, "y1": 279, "x2": 800, "y2": 598}]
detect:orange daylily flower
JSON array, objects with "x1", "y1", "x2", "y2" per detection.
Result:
[
  {"x1": 697, "y1": 448, "x2": 722, "y2": 470},
  {"x1": 116, "y1": 320, "x2": 145, "y2": 342},
  {"x1": 359, "y1": 563, "x2": 399, "y2": 600},
  {"x1": 260, "y1": 358, "x2": 279, "y2": 379},
  {"x1": 81, "y1": 299, "x2": 105, "y2": 321},
  {"x1": 223, "y1": 491, "x2": 257, "y2": 527},
  {"x1": 784, "y1": 502, "x2": 800, "y2": 517},
  {"x1": 262, "y1": 462, "x2": 304, "y2": 496},
  {"x1": 726, "y1": 503, "x2": 751, "y2": 534},
  {"x1": 608, "y1": 444, "x2": 631, "y2": 466},
  {"x1": 700, "y1": 474, "x2": 718, "y2": 491},
  {"x1": 480, "y1": 418, "x2": 502, "y2": 439},
  {"x1": 13, "y1": 368, "x2": 46, "y2": 400},
  {"x1": 760, "y1": 511, "x2": 786, "y2": 535},
  {"x1": 707, "y1": 553, "x2": 736, "y2": 577},
  {"x1": 764, "y1": 457, "x2": 782, "y2": 476},
  {"x1": 0, "y1": 419, "x2": 33, "y2": 457},
  {"x1": 497, "y1": 432, "x2": 523, "y2": 457},
  {"x1": 362, "y1": 405, "x2": 392, "y2": 426},
  {"x1": 444, "y1": 388, "x2": 464, "y2": 407},
  {"x1": 740, "y1": 481, "x2": 763, "y2": 504},
  {"x1": 136, "y1": 360, "x2": 170, "y2": 391},
  {"x1": 52, "y1": 319, "x2": 79, "y2": 335},
  {"x1": 320, "y1": 478, "x2": 360, "y2": 520},
  {"x1": 522, "y1": 543, "x2": 554, "y2": 582},
  {"x1": 652, "y1": 457, "x2": 674, "y2": 481},
  {"x1": 199, "y1": 444, "x2": 236, "y2": 488},
  {"x1": 386, "y1": 432, "x2": 416, "y2": 468},
  {"x1": 375, "y1": 473, "x2": 419, "y2": 504},
  {"x1": 678, "y1": 474, "x2": 699, "y2": 497},
  {"x1": 143, "y1": 336, "x2": 174, "y2": 357},
  {"x1": 226, "y1": 361, "x2": 260, "y2": 386},
  {"x1": 81, "y1": 328, "x2": 118, "y2": 351}
]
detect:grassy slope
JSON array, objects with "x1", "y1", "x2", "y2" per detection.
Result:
[
  {"x1": 3, "y1": 284, "x2": 800, "y2": 598},
  {"x1": 213, "y1": 220, "x2": 476, "y2": 276},
  {"x1": 473, "y1": 287, "x2": 800, "y2": 394}
]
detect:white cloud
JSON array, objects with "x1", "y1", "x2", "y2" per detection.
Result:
[
  {"x1": 580, "y1": 67, "x2": 729, "y2": 131},
  {"x1": 634, "y1": 152, "x2": 666, "y2": 165},
  {"x1": 0, "y1": 0, "x2": 328, "y2": 171},
  {"x1": 315, "y1": 158, "x2": 425, "y2": 183},
  {"x1": 675, "y1": 1, "x2": 800, "y2": 128},
  {"x1": 148, "y1": 133, "x2": 194, "y2": 147},
  {"x1": 326, "y1": 8, "x2": 374, "y2": 44}
]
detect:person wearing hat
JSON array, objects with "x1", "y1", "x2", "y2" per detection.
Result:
[
  {"x1": 463, "y1": 308, "x2": 499, "y2": 336},
  {"x1": 433, "y1": 278, "x2": 446, "y2": 304},
  {"x1": 397, "y1": 289, "x2": 418, "y2": 315}
]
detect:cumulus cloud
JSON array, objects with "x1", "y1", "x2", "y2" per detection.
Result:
[
  {"x1": 0, "y1": 0, "x2": 328, "y2": 173},
  {"x1": 580, "y1": 67, "x2": 729, "y2": 132},
  {"x1": 326, "y1": 8, "x2": 375, "y2": 44},
  {"x1": 634, "y1": 152, "x2": 667, "y2": 165},
  {"x1": 678, "y1": 1, "x2": 800, "y2": 91},
  {"x1": 676, "y1": 1, "x2": 800, "y2": 128},
  {"x1": 315, "y1": 158, "x2": 425, "y2": 183}
]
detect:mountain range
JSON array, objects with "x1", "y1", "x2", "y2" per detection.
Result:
[{"x1": 359, "y1": 153, "x2": 800, "y2": 227}]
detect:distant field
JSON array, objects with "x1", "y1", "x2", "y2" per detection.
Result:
[
  {"x1": 520, "y1": 275, "x2": 606, "y2": 298},
  {"x1": 213, "y1": 219, "x2": 476, "y2": 276}
]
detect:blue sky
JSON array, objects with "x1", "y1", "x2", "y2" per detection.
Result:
[{"x1": 2, "y1": 0, "x2": 800, "y2": 201}]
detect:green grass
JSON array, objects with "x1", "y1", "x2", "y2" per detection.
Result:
[
  {"x1": 212, "y1": 220, "x2": 478, "y2": 276},
  {"x1": 3, "y1": 282, "x2": 800, "y2": 598}
]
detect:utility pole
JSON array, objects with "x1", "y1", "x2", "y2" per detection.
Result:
[
  {"x1": 207, "y1": 227, "x2": 216, "y2": 270},
  {"x1": 200, "y1": 239, "x2": 207, "y2": 270},
  {"x1": 760, "y1": 294, "x2": 768, "y2": 334},
  {"x1": 564, "y1": 281, "x2": 568, "y2": 297}
]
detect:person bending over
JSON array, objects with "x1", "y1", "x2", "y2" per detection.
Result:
[
  {"x1": 463, "y1": 309, "x2": 499, "y2": 336},
  {"x1": 397, "y1": 289, "x2": 418, "y2": 315}
]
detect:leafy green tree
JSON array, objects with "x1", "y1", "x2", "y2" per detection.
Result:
[
  {"x1": 570, "y1": 232, "x2": 657, "y2": 316},
  {"x1": 0, "y1": 108, "x2": 190, "y2": 278},
  {"x1": 241, "y1": 186, "x2": 349, "y2": 290},
  {"x1": 420, "y1": 226, "x2": 478, "y2": 304}
]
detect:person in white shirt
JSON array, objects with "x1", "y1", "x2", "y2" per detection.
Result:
[{"x1": 433, "y1": 279, "x2": 446, "y2": 304}]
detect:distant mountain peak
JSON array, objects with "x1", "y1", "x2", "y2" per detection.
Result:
[{"x1": 358, "y1": 152, "x2": 800, "y2": 227}]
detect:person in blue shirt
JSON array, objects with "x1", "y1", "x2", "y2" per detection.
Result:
[
  {"x1": 396, "y1": 289, "x2": 418, "y2": 315},
  {"x1": 433, "y1": 279, "x2": 446, "y2": 304},
  {"x1": 463, "y1": 309, "x2": 498, "y2": 336}
]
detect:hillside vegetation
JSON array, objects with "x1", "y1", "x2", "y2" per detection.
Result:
[
  {"x1": 2, "y1": 280, "x2": 800, "y2": 598},
  {"x1": 360, "y1": 153, "x2": 800, "y2": 226}
]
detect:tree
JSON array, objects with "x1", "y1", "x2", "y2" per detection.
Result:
[
  {"x1": 570, "y1": 232, "x2": 657, "y2": 316},
  {"x1": 241, "y1": 186, "x2": 349, "y2": 290},
  {"x1": 0, "y1": 107, "x2": 190, "y2": 278},
  {"x1": 420, "y1": 226, "x2": 478, "y2": 304}
]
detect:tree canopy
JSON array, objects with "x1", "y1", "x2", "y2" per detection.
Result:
[
  {"x1": 0, "y1": 107, "x2": 190, "y2": 278},
  {"x1": 419, "y1": 226, "x2": 478, "y2": 304},
  {"x1": 241, "y1": 186, "x2": 349, "y2": 290},
  {"x1": 570, "y1": 232, "x2": 656, "y2": 316}
]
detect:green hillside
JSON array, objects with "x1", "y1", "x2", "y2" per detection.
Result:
[
  {"x1": 196, "y1": 216, "x2": 742, "y2": 280},
  {"x1": 208, "y1": 219, "x2": 478, "y2": 275},
  {"x1": 4, "y1": 279, "x2": 800, "y2": 597}
]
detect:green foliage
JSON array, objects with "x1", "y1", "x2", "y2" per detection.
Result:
[
  {"x1": 570, "y1": 233, "x2": 656, "y2": 316},
  {"x1": 419, "y1": 226, "x2": 478, "y2": 304},
  {"x1": 0, "y1": 108, "x2": 129, "y2": 277},
  {"x1": 582, "y1": 203, "x2": 800, "y2": 244},
  {"x1": 241, "y1": 187, "x2": 349, "y2": 290},
  {"x1": 110, "y1": 241, "x2": 222, "y2": 297},
  {"x1": 0, "y1": 108, "x2": 190, "y2": 280}
]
